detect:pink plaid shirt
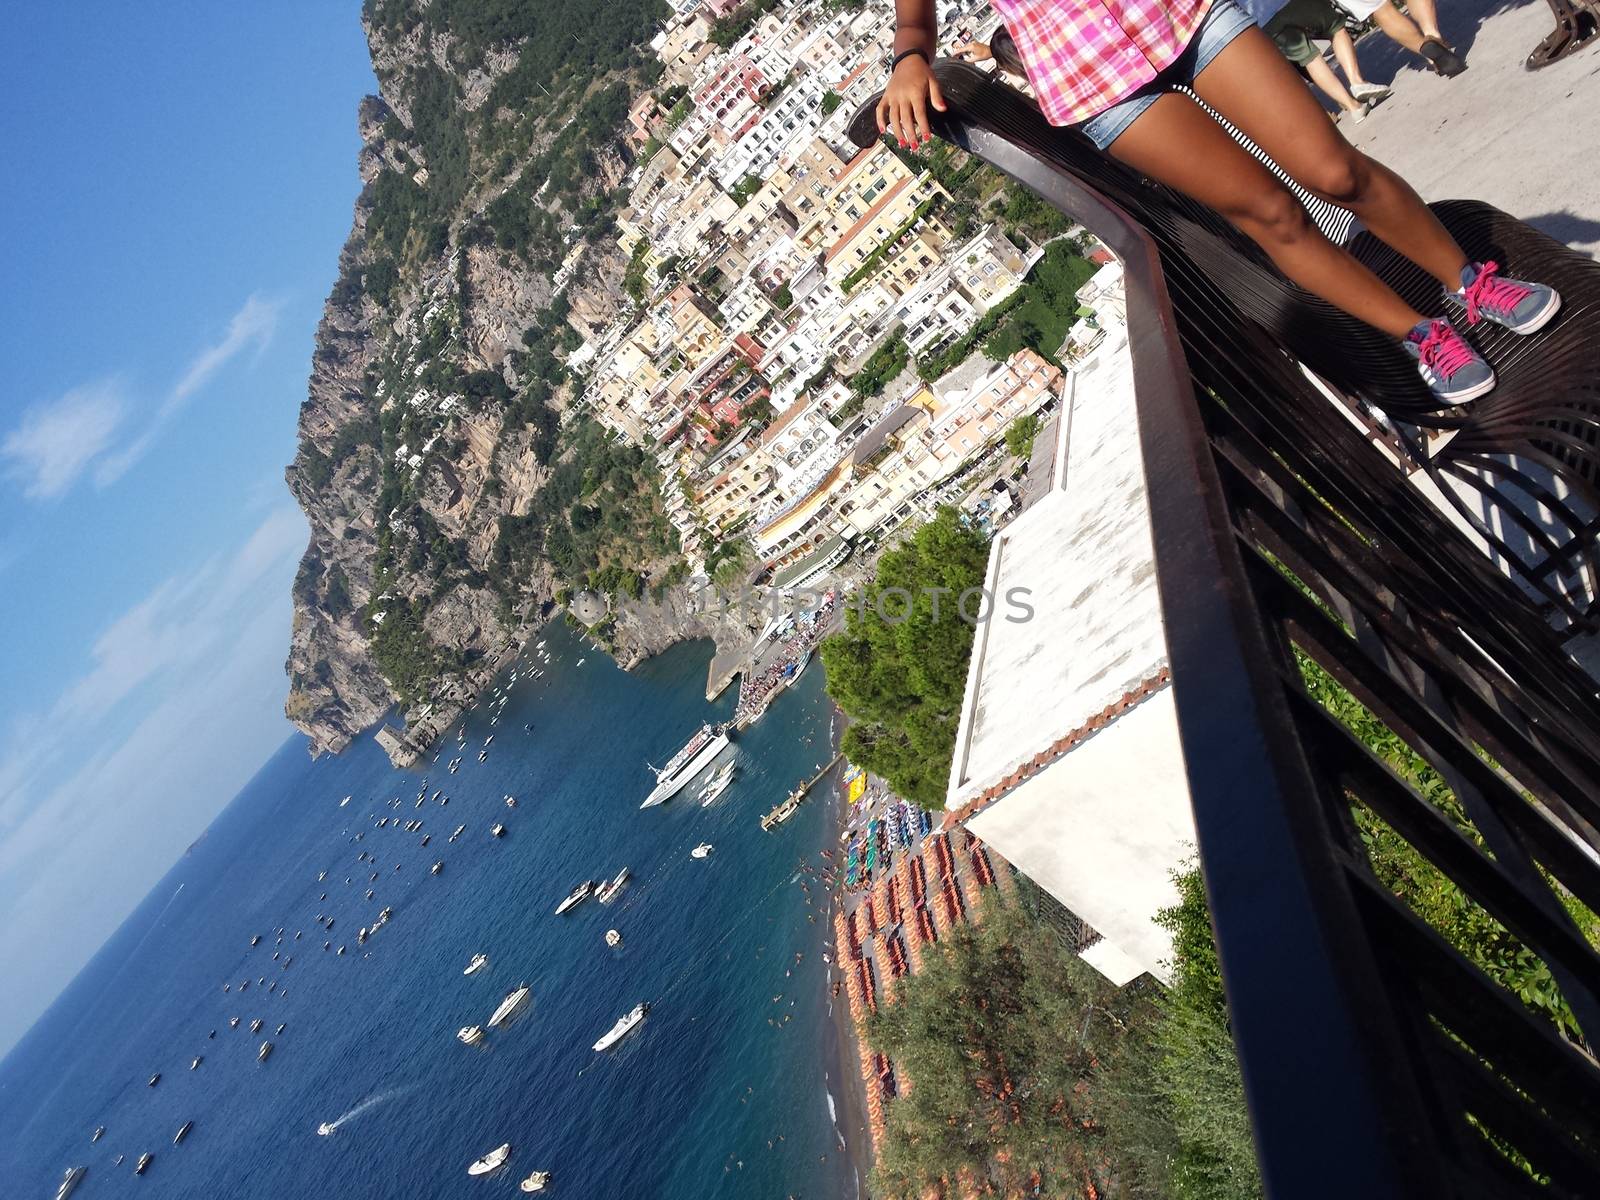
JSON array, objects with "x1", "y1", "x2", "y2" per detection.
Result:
[{"x1": 989, "y1": 0, "x2": 1214, "y2": 126}]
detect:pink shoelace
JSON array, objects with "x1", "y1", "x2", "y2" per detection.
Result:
[
  {"x1": 1413, "y1": 320, "x2": 1475, "y2": 378},
  {"x1": 1461, "y1": 260, "x2": 1530, "y2": 325}
]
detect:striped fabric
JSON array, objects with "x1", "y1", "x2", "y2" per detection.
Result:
[{"x1": 990, "y1": 0, "x2": 1214, "y2": 125}]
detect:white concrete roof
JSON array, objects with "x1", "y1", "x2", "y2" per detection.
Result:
[{"x1": 946, "y1": 329, "x2": 1169, "y2": 811}]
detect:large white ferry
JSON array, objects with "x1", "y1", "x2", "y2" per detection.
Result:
[{"x1": 640, "y1": 724, "x2": 730, "y2": 808}]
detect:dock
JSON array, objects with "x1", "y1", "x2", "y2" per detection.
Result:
[{"x1": 761, "y1": 753, "x2": 844, "y2": 831}]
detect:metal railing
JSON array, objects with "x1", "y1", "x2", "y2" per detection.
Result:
[{"x1": 851, "y1": 62, "x2": 1600, "y2": 1197}]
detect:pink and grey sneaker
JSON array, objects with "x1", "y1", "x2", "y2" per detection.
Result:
[
  {"x1": 1403, "y1": 318, "x2": 1496, "y2": 405},
  {"x1": 1447, "y1": 260, "x2": 1562, "y2": 334}
]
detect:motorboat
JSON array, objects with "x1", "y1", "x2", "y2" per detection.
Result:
[
  {"x1": 593, "y1": 1002, "x2": 650, "y2": 1052},
  {"x1": 464, "y1": 953, "x2": 489, "y2": 976},
  {"x1": 491, "y1": 824, "x2": 506, "y2": 838},
  {"x1": 134, "y1": 1153, "x2": 152, "y2": 1176},
  {"x1": 431, "y1": 861, "x2": 444, "y2": 875},
  {"x1": 190, "y1": 1056, "x2": 203, "y2": 1070},
  {"x1": 554, "y1": 880, "x2": 594, "y2": 915},
  {"x1": 317, "y1": 1122, "x2": 335, "y2": 1136},
  {"x1": 505, "y1": 795, "x2": 517, "y2": 808},
  {"x1": 698, "y1": 760, "x2": 737, "y2": 807},
  {"x1": 520, "y1": 1170, "x2": 552, "y2": 1192},
  {"x1": 147, "y1": 1073, "x2": 160, "y2": 1087},
  {"x1": 250, "y1": 1018, "x2": 263, "y2": 1033},
  {"x1": 641, "y1": 724, "x2": 731, "y2": 808},
  {"x1": 450, "y1": 825, "x2": 466, "y2": 842},
  {"x1": 173, "y1": 1120, "x2": 193, "y2": 1146},
  {"x1": 596, "y1": 867, "x2": 630, "y2": 904},
  {"x1": 276, "y1": 1023, "x2": 287, "y2": 1035},
  {"x1": 91, "y1": 1126, "x2": 105, "y2": 1143},
  {"x1": 468, "y1": 1143, "x2": 512, "y2": 1176},
  {"x1": 229, "y1": 1017, "x2": 240, "y2": 1029},
  {"x1": 691, "y1": 843, "x2": 714, "y2": 859},
  {"x1": 250, "y1": 934, "x2": 261, "y2": 947},
  {"x1": 54, "y1": 1166, "x2": 87, "y2": 1199},
  {"x1": 605, "y1": 929, "x2": 622, "y2": 948},
  {"x1": 458, "y1": 1025, "x2": 486, "y2": 1046},
  {"x1": 488, "y1": 984, "x2": 531, "y2": 1028},
  {"x1": 257, "y1": 1041, "x2": 274, "y2": 1062}
]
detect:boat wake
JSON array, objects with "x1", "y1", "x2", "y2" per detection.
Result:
[{"x1": 317, "y1": 1087, "x2": 411, "y2": 1136}]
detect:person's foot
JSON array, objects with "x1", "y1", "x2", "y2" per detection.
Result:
[
  {"x1": 1447, "y1": 261, "x2": 1562, "y2": 334},
  {"x1": 1349, "y1": 81, "x2": 1391, "y2": 102},
  {"x1": 1420, "y1": 38, "x2": 1468, "y2": 76},
  {"x1": 1403, "y1": 318, "x2": 1495, "y2": 404},
  {"x1": 1343, "y1": 102, "x2": 1370, "y2": 125}
]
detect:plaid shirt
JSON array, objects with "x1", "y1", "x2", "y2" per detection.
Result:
[{"x1": 989, "y1": 0, "x2": 1214, "y2": 126}]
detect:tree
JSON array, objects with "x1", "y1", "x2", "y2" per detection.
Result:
[
  {"x1": 821, "y1": 508, "x2": 990, "y2": 808},
  {"x1": 868, "y1": 902, "x2": 1145, "y2": 1199},
  {"x1": 1005, "y1": 412, "x2": 1040, "y2": 459}
]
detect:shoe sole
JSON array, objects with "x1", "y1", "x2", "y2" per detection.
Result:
[{"x1": 1435, "y1": 372, "x2": 1497, "y2": 406}]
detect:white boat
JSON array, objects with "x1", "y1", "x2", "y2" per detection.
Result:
[
  {"x1": 520, "y1": 1170, "x2": 552, "y2": 1192},
  {"x1": 488, "y1": 984, "x2": 531, "y2": 1028},
  {"x1": 596, "y1": 867, "x2": 630, "y2": 904},
  {"x1": 698, "y1": 760, "x2": 736, "y2": 807},
  {"x1": 317, "y1": 1122, "x2": 335, "y2": 1136},
  {"x1": 605, "y1": 929, "x2": 622, "y2": 947},
  {"x1": 431, "y1": 861, "x2": 444, "y2": 875},
  {"x1": 491, "y1": 824, "x2": 506, "y2": 838},
  {"x1": 464, "y1": 953, "x2": 489, "y2": 976},
  {"x1": 250, "y1": 1018, "x2": 263, "y2": 1033},
  {"x1": 505, "y1": 795, "x2": 517, "y2": 808},
  {"x1": 258, "y1": 1042, "x2": 274, "y2": 1062},
  {"x1": 641, "y1": 724, "x2": 731, "y2": 808},
  {"x1": 458, "y1": 1025, "x2": 486, "y2": 1046},
  {"x1": 468, "y1": 1143, "x2": 512, "y2": 1176},
  {"x1": 91, "y1": 1126, "x2": 105, "y2": 1143},
  {"x1": 554, "y1": 880, "x2": 595, "y2": 915},
  {"x1": 134, "y1": 1153, "x2": 152, "y2": 1175},
  {"x1": 54, "y1": 1166, "x2": 87, "y2": 1200},
  {"x1": 173, "y1": 1120, "x2": 193, "y2": 1145},
  {"x1": 191, "y1": 1056, "x2": 203, "y2": 1070},
  {"x1": 450, "y1": 824, "x2": 467, "y2": 842},
  {"x1": 593, "y1": 1002, "x2": 650, "y2": 1052},
  {"x1": 484, "y1": 734, "x2": 495, "y2": 747},
  {"x1": 691, "y1": 843, "x2": 714, "y2": 859}
]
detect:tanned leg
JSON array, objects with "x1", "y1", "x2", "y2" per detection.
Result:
[
  {"x1": 1105, "y1": 93, "x2": 1427, "y2": 336},
  {"x1": 1192, "y1": 24, "x2": 1468, "y2": 291}
]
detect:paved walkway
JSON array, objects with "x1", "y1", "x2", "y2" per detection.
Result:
[{"x1": 1340, "y1": 0, "x2": 1600, "y2": 259}]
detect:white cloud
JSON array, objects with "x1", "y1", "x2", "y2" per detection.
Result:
[
  {"x1": 0, "y1": 506, "x2": 307, "y2": 834},
  {"x1": 94, "y1": 293, "x2": 283, "y2": 488},
  {"x1": 0, "y1": 379, "x2": 126, "y2": 500},
  {"x1": 1, "y1": 294, "x2": 283, "y2": 501}
]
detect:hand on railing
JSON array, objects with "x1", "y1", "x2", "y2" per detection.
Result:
[{"x1": 876, "y1": 53, "x2": 947, "y2": 150}]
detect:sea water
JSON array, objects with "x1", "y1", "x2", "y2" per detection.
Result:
[{"x1": 0, "y1": 625, "x2": 852, "y2": 1198}]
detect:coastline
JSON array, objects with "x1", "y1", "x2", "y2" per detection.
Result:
[{"x1": 820, "y1": 698, "x2": 874, "y2": 1198}]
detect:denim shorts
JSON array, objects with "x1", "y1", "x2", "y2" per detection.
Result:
[{"x1": 1078, "y1": 0, "x2": 1257, "y2": 151}]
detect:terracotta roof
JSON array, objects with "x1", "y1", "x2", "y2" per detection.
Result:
[
  {"x1": 942, "y1": 667, "x2": 1172, "y2": 830},
  {"x1": 759, "y1": 395, "x2": 811, "y2": 445},
  {"x1": 824, "y1": 175, "x2": 916, "y2": 266}
]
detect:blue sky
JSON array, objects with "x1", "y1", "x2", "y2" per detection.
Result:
[{"x1": 0, "y1": 6, "x2": 376, "y2": 1055}]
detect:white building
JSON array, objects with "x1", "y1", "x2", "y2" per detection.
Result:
[{"x1": 943, "y1": 326, "x2": 1197, "y2": 986}]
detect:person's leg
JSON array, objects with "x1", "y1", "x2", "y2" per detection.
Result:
[
  {"x1": 1190, "y1": 24, "x2": 1468, "y2": 292},
  {"x1": 1333, "y1": 28, "x2": 1391, "y2": 100},
  {"x1": 1304, "y1": 54, "x2": 1365, "y2": 115},
  {"x1": 1403, "y1": 0, "x2": 1446, "y2": 41},
  {"x1": 1370, "y1": 1, "x2": 1425, "y2": 52},
  {"x1": 1104, "y1": 92, "x2": 1426, "y2": 336}
]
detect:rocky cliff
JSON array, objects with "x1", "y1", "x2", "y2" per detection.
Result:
[{"x1": 283, "y1": 0, "x2": 724, "y2": 758}]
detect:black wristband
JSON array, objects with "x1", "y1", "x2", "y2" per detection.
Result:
[{"x1": 890, "y1": 47, "x2": 930, "y2": 71}]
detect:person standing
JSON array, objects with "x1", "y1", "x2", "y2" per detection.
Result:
[{"x1": 878, "y1": 0, "x2": 1560, "y2": 404}]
